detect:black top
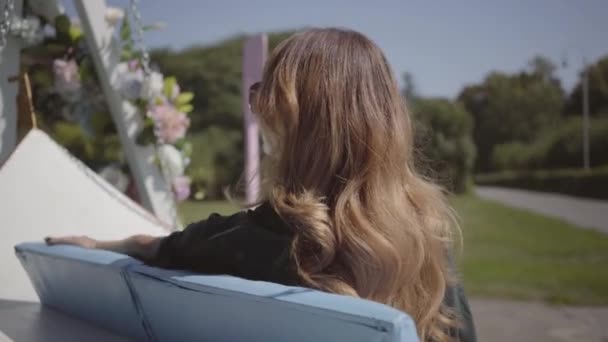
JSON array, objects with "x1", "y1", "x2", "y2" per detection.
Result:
[
  {"x1": 149, "y1": 202, "x2": 299, "y2": 285},
  {"x1": 147, "y1": 202, "x2": 477, "y2": 342}
]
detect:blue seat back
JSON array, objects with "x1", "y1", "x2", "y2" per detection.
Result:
[
  {"x1": 128, "y1": 265, "x2": 416, "y2": 342},
  {"x1": 15, "y1": 243, "x2": 151, "y2": 341},
  {"x1": 15, "y1": 243, "x2": 418, "y2": 342}
]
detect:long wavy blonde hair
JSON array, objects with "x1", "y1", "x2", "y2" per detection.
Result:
[{"x1": 250, "y1": 28, "x2": 460, "y2": 341}]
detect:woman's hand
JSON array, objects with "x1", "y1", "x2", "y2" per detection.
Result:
[
  {"x1": 45, "y1": 235, "x2": 98, "y2": 249},
  {"x1": 44, "y1": 234, "x2": 161, "y2": 260}
]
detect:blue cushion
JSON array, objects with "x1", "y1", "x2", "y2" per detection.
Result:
[
  {"x1": 15, "y1": 242, "x2": 418, "y2": 341},
  {"x1": 14, "y1": 243, "x2": 151, "y2": 341},
  {"x1": 128, "y1": 265, "x2": 418, "y2": 342}
]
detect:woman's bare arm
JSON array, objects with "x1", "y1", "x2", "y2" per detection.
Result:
[{"x1": 45, "y1": 234, "x2": 162, "y2": 261}]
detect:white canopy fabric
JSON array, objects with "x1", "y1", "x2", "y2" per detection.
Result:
[{"x1": 0, "y1": 129, "x2": 170, "y2": 302}]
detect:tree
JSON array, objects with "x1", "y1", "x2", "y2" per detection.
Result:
[
  {"x1": 402, "y1": 72, "x2": 417, "y2": 102},
  {"x1": 411, "y1": 97, "x2": 476, "y2": 193},
  {"x1": 528, "y1": 56, "x2": 560, "y2": 86},
  {"x1": 458, "y1": 56, "x2": 565, "y2": 172},
  {"x1": 564, "y1": 56, "x2": 608, "y2": 117}
]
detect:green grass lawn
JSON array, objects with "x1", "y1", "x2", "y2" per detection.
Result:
[
  {"x1": 179, "y1": 196, "x2": 608, "y2": 305},
  {"x1": 452, "y1": 195, "x2": 608, "y2": 305},
  {"x1": 179, "y1": 200, "x2": 239, "y2": 223}
]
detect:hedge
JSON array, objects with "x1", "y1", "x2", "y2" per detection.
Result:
[
  {"x1": 492, "y1": 117, "x2": 608, "y2": 171},
  {"x1": 475, "y1": 166, "x2": 608, "y2": 199}
]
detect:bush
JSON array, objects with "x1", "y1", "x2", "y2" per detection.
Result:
[
  {"x1": 412, "y1": 98, "x2": 476, "y2": 193},
  {"x1": 187, "y1": 126, "x2": 242, "y2": 199},
  {"x1": 492, "y1": 117, "x2": 608, "y2": 170},
  {"x1": 475, "y1": 166, "x2": 608, "y2": 199}
]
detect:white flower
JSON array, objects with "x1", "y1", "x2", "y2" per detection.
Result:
[
  {"x1": 156, "y1": 144, "x2": 185, "y2": 179},
  {"x1": 27, "y1": 0, "x2": 64, "y2": 23},
  {"x1": 105, "y1": 7, "x2": 125, "y2": 27},
  {"x1": 141, "y1": 71, "x2": 164, "y2": 102},
  {"x1": 99, "y1": 165, "x2": 129, "y2": 193},
  {"x1": 113, "y1": 62, "x2": 144, "y2": 100},
  {"x1": 169, "y1": 82, "x2": 180, "y2": 101},
  {"x1": 53, "y1": 59, "x2": 81, "y2": 102}
]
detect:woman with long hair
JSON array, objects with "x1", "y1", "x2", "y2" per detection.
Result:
[{"x1": 47, "y1": 28, "x2": 476, "y2": 341}]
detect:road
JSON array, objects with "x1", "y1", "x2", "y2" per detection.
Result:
[
  {"x1": 471, "y1": 298, "x2": 608, "y2": 342},
  {"x1": 476, "y1": 186, "x2": 608, "y2": 234}
]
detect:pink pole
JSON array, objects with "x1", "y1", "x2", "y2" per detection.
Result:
[{"x1": 242, "y1": 34, "x2": 267, "y2": 203}]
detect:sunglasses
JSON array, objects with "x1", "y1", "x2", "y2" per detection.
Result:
[{"x1": 249, "y1": 82, "x2": 261, "y2": 113}]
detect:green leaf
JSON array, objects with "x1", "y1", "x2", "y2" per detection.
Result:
[
  {"x1": 120, "y1": 49, "x2": 133, "y2": 62},
  {"x1": 122, "y1": 41, "x2": 133, "y2": 52},
  {"x1": 45, "y1": 43, "x2": 68, "y2": 56},
  {"x1": 69, "y1": 26, "x2": 83, "y2": 41},
  {"x1": 175, "y1": 92, "x2": 194, "y2": 105},
  {"x1": 90, "y1": 111, "x2": 112, "y2": 136},
  {"x1": 120, "y1": 12, "x2": 131, "y2": 42},
  {"x1": 79, "y1": 58, "x2": 93, "y2": 82},
  {"x1": 163, "y1": 76, "x2": 177, "y2": 98},
  {"x1": 52, "y1": 122, "x2": 95, "y2": 160},
  {"x1": 173, "y1": 139, "x2": 185, "y2": 149},
  {"x1": 144, "y1": 116, "x2": 155, "y2": 127},
  {"x1": 54, "y1": 15, "x2": 71, "y2": 35},
  {"x1": 182, "y1": 141, "x2": 193, "y2": 158},
  {"x1": 142, "y1": 24, "x2": 163, "y2": 31},
  {"x1": 121, "y1": 37, "x2": 134, "y2": 62},
  {"x1": 30, "y1": 69, "x2": 52, "y2": 87},
  {"x1": 178, "y1": 104, "x2": 193, "y2": 114},
  {"x1": 136, "y1": 126, "x2": 156, "y2": 146},
  {"x1": 135, "y1": 98, "x2": 149, "y2": 113},
  {"x1": 22, "y1": 44, "x2": 60, "y2": 59}
]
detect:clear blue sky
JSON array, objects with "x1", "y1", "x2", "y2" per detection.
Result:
[{"x1": 103, "y1": 0, "x2": 608, "y2": 98}]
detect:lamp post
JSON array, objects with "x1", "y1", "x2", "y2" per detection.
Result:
[
  {"x1": 562, "y1": 50, "x2": 591, "y2": 171},
  {"x1": 581, "y1": 58, "x2": 590, "y2": 171}
]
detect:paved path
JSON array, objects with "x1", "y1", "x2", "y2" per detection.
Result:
[
  {"x1": 476, "y1": 186, "x2": 608, "y2": 234},
  {"x1": 470, "y1": 298, "x2": 608, "y2": 342}
]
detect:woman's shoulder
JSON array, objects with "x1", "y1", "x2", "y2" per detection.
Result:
[
  {"x1": 182, "y1": 201, "x2": 292, "y2": 239},
  {"x1": 247, "y1": 202, "x2": 293, "y2": 235}
]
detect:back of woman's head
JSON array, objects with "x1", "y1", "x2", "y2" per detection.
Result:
[{"x1": 251, "y1": 28, "x2": 459, "y2": 341}]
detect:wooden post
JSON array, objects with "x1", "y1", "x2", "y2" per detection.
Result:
[
  {"x1": 9, "y1": 72, "x2": 38, "y2": 142},
  {"x1": 73, "y1": 0, "x2": 176, "y2": 226},
  {"x1": 242, "y1": 34, "x2": 267, "y2": 203},
  {"x1": 0, "y1": 0, "x2": 23, "y2": 164}
]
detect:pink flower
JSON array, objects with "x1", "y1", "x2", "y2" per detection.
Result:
[
  {"x1": 53, "y1": 59, "x2": 81, "y2": 99},
  {"x1": 127, "y1": 59, "x2": 140, "y2": 71},
  {"x1": 147, "y1": 104, "x2": 190, "y2": 144},
  {"x1": 172, "y1": 176, "x2": 191, "y2": 202}
]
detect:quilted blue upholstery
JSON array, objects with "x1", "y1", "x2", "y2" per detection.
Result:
[
  {"x1": 15, "y1": 243, "x2": 150, "y2": 341},
  {"x1": 15, "y1": 243, "x2": 418, "y2": 342},
  {"x1": 129, "y1": 265, "x2": 416, "y2": 342}
]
